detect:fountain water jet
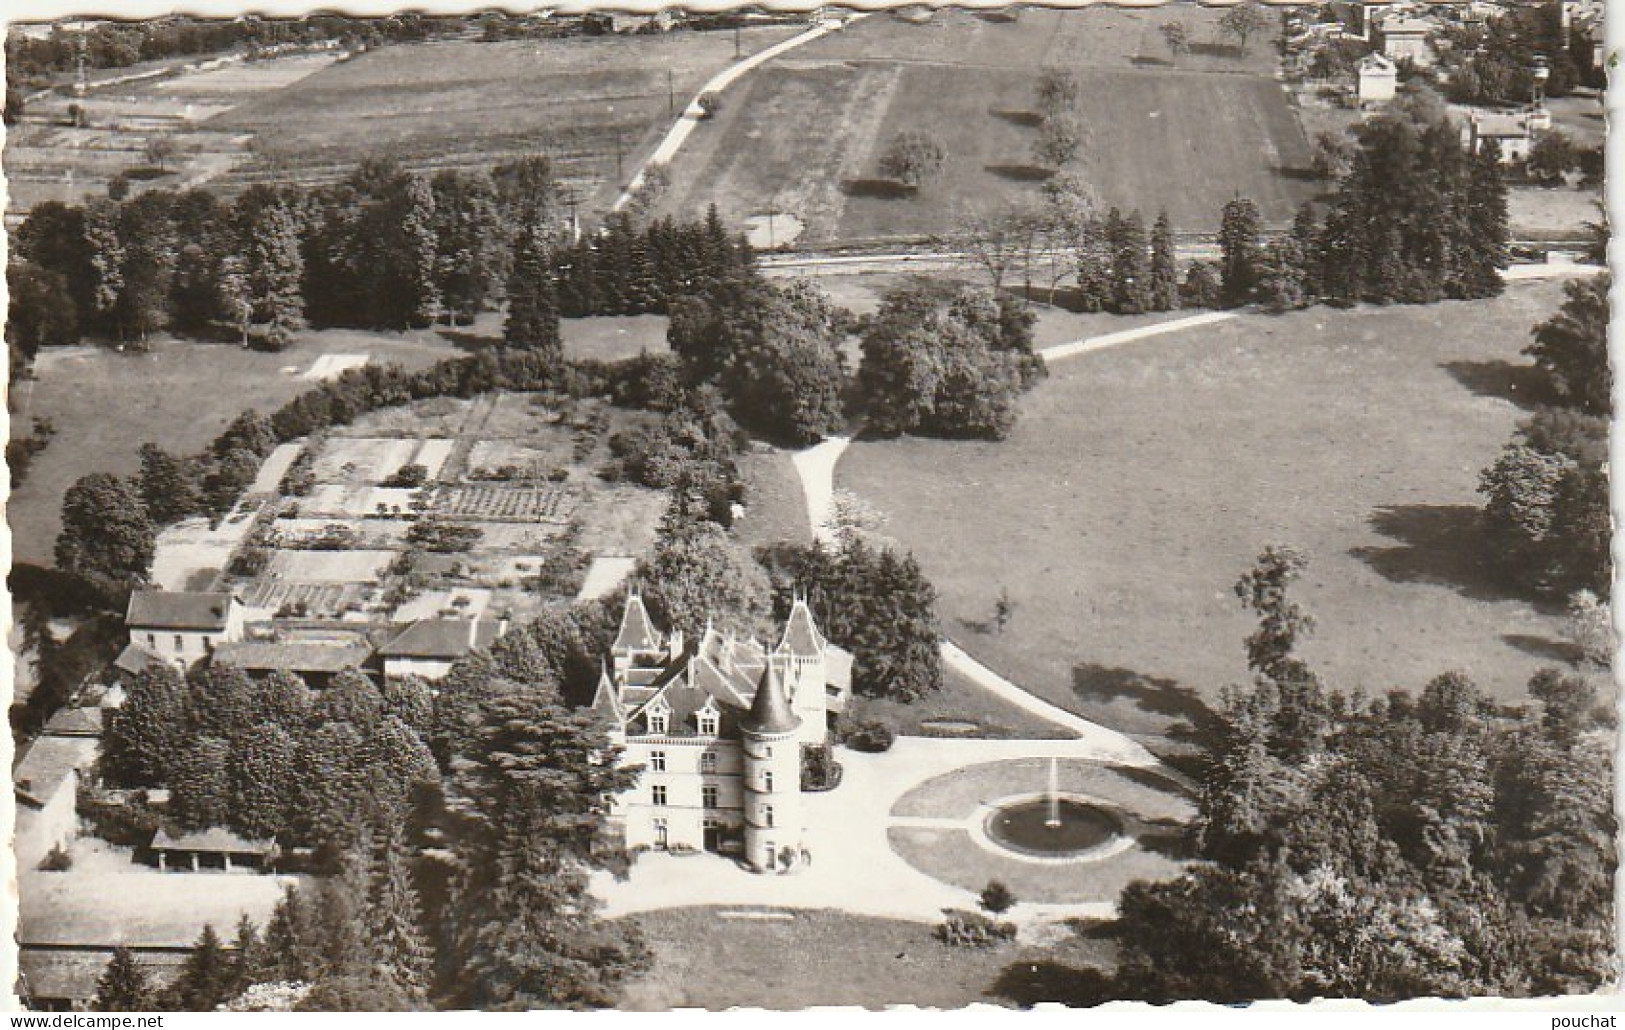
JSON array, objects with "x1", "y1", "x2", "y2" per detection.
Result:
[{"x1": 1045, "y1": 757, "x2": 1061, "y2": 829}]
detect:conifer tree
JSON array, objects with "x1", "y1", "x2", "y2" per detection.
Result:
[
  {"x1": 1459, "y1": 139, "x2": 1510, "y2": 300},
  {"x1": 241, "y1": 196, "x2": 305, "y2": 348},
  {"x1": 1149, "y1": 211, "x2": 1180, "y2": 312},
  {"x1": 169, "y1": 924, "x2": 235, "y2": 1011},
  {"x1": 502, "y1": 219, "x2": 562, "y2": 365},
  {"x1": 94, "y1": 947, "x2": 154, "y2": 1012},
  {"x1": 368, "y1": 832, "x2": 433, "y2": 1003},
  {"x1": 1218, "y1": 197, "x2": 1263, "y2": 307},
  {"x1": 83, "y1": 199, "x2": 126, "y2": 339},
  {"x1": 399, "y1": 175, "x2": 440, "y2": 328},
  {"x1": 1110, "y1": 209, "x2": 1151, "y2": 314}
]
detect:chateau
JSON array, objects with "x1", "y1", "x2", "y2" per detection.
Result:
[{"x1": 592, "y1": 591, "x2": 852, "y2": 873}]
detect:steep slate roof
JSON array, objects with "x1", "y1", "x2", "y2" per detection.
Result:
[
  {"x1": 742, "y1": 663, "x2": 800, "y2": 736},
  {"x1": 777, "y1": 599, "x2": 827, "y2": 657},
  {"x1": 125, "y1": 590, "x2": 234, "y2": 631},
  {"x1": 41, "y1": 707, "x2": 102, "y2": 738},
  {"x1": 379, "y1": 618, "x2": 497, "y2": 660},
  {"x1": 214, "y1": 639, "x2": 374, "y2": 674},
  {"x1": 13, "y1": 736, "x2": 97, "y2": 807},
  {"x1": 612, "y1": 592, "x2": 661, "y2": 653}
]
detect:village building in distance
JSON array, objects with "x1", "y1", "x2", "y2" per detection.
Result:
[{"x1": 593, "y1": 592, "x2": 851, "y2": 872}]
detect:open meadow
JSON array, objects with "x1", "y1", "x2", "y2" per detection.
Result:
[
  {"x1": 839, "y1": 278, "x2": 1585, "y2": 750},
  {"x1": 656, "y1": 6, "x2": 1314, "y2": 243}
]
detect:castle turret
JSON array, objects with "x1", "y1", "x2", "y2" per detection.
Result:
[
  {"x1": 740, "y1": 663, "x2": 803, "y2": 873},
  {"x1": 776, "y1": 596, "x2": 830, "y2": 746},
  {"x1": 611, "y1": 589, "x2": 661, "y2": 676}
]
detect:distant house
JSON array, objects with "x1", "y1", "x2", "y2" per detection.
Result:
[
  {"x1": 378, "y1": 618, "x2": 503, "y2": 680},
  {"x1": 125, "y1": 590, "x2": 245, "y2": 667},
  {"x1": 1464, "y1": 111, "x2": 1535, "y2": 163},
  {"x1": 14, "y1": 732, "x2": 99, "y2": 872},
  {"x1": 18, "y1": 949, "x2": 188, "y2": 1012},
  {"x1": 212, "y1": 637, "x2": 375, "y2": 689},
  {"x1": 1373, "y1": 14, "x2": 1436, "y2": 66},
  {"x1": 1357, "y1": 52, "x2": 1398, "y2": 105}
]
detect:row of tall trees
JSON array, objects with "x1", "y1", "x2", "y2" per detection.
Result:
[
  {"x1": 1076, "y1": 208, "x2": 1181, "y2": 315},
  {"x1": 1478, "y1": 274, "x2": 1611, "y2": 599},
  {"x1": 1107, "y1": 547, "x2": 1615, "y2": 1001},
  {"x1": 1212, "y1": 93, "x2": 1510, "y2": 312}
]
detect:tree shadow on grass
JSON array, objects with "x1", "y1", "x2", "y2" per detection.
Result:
[
  {"x1": 989, "y1": 107, "x2": 1043, "y2": 128},
  {"x1": 1502, "y1": 632, "x2": 1582, "y2": 664},
  {"x1": 436, "y1": 328, "x2": 500, "y2": 352},
  {"x1": 1072, "y1": 664, "x2": 1213, "y2": 728},
  {"x1": 1130, "y1": 54, "x2": 1172, "y2": 68},
  {"x1": 839, "y1": 178, "x2": 915, "y2": 200},
  {"x1": 986, "y1": 164, "x2": 1054, "y2": 183},
  {"x1": 1349, "y1": 504, "x2": 1530, "y2": 604},
  {"x1": 989, "y1": 962, "x2": 1121, "y2": 1008},
  {"x1": 1440, "y1": 359, "x2": 1548, "y2": 411},
  {"x1": 1132, "y1": 817, "x2": 1197, "y2": 861},
  {"x1": 1189, "y1": 40, "x2": 1245, "y2": 59}
]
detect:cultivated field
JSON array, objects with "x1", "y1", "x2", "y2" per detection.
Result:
[
  {"x1": 9, "y1": 330, "x2": 459, "y2": 569},
  {"x1": 621, "y1": 906, "x2": 1115, "y2": 1010},
  {"x1": 209, "y1": 28, "x2": 800, "y2": 197},
  {"x1": 839, "y1": 279, "x2": 1584, "y2": 748},
  {"x1": 657, "y1": 6, "x2": 1313, "y2": 242}
]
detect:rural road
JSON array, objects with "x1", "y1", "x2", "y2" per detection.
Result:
[{"x1": 611, "y1": 15, "x2": 868, "y2": 212}]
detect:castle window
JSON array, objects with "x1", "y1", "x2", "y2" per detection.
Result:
[
  {"x1": 648, "y1": 710, "x2": 668, "y2": 734},
  {"x1": 651, "y1": 785, "x2": 668, "y2": 806},
  {"x1": 700, "y1": 751, "x2": 717, "y2": 773},
  {"x1": 763, "y1": 804, "x2": 774, "y2": 828},
  {"x1": 174, "y1": 634, "x2": 184, "y2": 651},
  {"x1": 698, "y1": 710, "x2": 719, "y2": 736},
  {"x1": 649, "y1": 751, "x2": 666, "y2": 772},
  {"x1": 762, "y1": 771, "x2": 774, "y2": 793},
  {"x1": 147, "y1": 633, "x2": 156, "y2": 648},
  {"x1": 702, "y1": 785, "x2": 718, "y2": 809}
]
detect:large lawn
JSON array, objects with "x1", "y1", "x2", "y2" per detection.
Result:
[
  {"x1": 620, "y1": 906, "x2": 1116, "y2": 1010},
  {"x1": 839, "y1": 280, "x2": 1584, "y2": 749},
  {"x1": 657, "y1": 7, "x2": 1313, "y2": 242}
]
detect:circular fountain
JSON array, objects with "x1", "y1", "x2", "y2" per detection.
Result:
[{"x1": 977, "y1": 757, "x2": 1127, "y2": 861}]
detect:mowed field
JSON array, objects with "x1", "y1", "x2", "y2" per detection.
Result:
[
  {"x1": 209, "y1": 27, "x2": 800, "y2": 192},
  {"x1": 8, "y1": 316, "x2": 661, "y2": 569},
  {"x1": 658, "y1": 7, "x2": 1313, "y2": 242},
  {"x1": 838, "y1": 279, "x2": 1583, "y2": 747},
  {"x1": 621, "y1": 906, "x2": 1114, "y2": 1010}
]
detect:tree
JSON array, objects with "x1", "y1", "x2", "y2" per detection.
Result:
[
  {"x1": 878, "y1": 130, "x2": 947, "y2": 190},
  {"x1": 1219, "y1": 2, "x2": 1272, "y2": 55},
  {"x1": 637, "y1": 520, "x2": 771, "y2": 638},
  {"x1": 1563, "y1": 590, "x2": 1613, "y2": 667},
  {"x1": 1255, "y1": 236, "x2": 1310, "y2": 314},
  {"x1": 367, "y1": 832, "x2": 433, "y2": 1002},
  {"x1": 167, "y1": 925, "x2": 236, "y2": 1011},
  {"x1": 503, "y1": 218, "x2": 562, "y2": 363},
  {"x1": 1148, "y1": 212, "x2": 1180, "y2": 312},
  {"x1": 1311, "y1": 130, "x2": 1356, "y2": 181},
  {"x1": 1525, "y1": 130, "x2": 1579, "y2": 186},
  {"x1": 145, "y1": 135, "x2": 179, "y2": 172},
  {"x1": 56, "y1": 472, "x2": 155, "y2": 586},
  {"x1": 1160, "y1": 21, "x2": 1190, "y2": 64},
  {"x1": 1459, "y1": 139, "x2": 1510, "y2": 299},
  {"x1": 136, "y1": 442, "x2": 201, "y2": 525},
  {"x1": 239, "y1": 193, "x2": 305, "y2": 349},
  {"x1": 1033, "y1": 112, "x2": 1085, "y2": 170},
  {"x1": 1217, "y1": 197, "x2": 1263, "y2": 307},
  {"x1": 7, "y1": 261, "x2": 82, "y2": 362},
  {"x1": 83, "y1": 199, "x2": 127, "y2": 339},
  {"x1": 980, "y1": 880, "x2": 1017, "y2": 915},
  {"x1": 443, "y1": 693, "x2": 649, "y2": 1008},
  {"x1": 1525, "y1": 274, "x2": 1610, "y2": 416},
  {"x1": 104, "y1": 665, "x2": 193, "y2": 786},
  {"x1": 1034, "y1": 66, "x2": 1080, "y2": 119},
  {"x1": 1107, "y1": 209, "x2": 1151, "y2": 314},
  {"x1": 94, "y1": 947, "x2": 155, "y2": 1011}
]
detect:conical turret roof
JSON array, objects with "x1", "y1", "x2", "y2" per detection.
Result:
[{"x1": 742, "y1": 661, "x2": 801, "y2": 736}]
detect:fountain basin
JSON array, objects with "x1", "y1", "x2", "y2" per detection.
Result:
[{"x1": 983, "y1": 795, "x2": 1123, "y2": 859}]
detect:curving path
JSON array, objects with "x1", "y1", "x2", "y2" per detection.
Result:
[{"x1": 611, "y1": 16, "x2": 868, "y2": 213}]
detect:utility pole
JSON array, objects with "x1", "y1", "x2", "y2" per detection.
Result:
[
  {"x1": 734, "y1": 24, "x2": 742, "y2": 59},
  {"x1": 668, "y1": 68, "x2": 674, "y2": 115}
]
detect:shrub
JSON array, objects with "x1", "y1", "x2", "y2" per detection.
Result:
[
  {"x1": 979, "y1": 879, "x2": 1017, "y2": 915},
  {"x1": 800, "y1": 743, "x2": 843, "y2": 791},
  {"x1": 382, "y1": 462, "x2": 428, "y2": 488},
  {"x1": 696, "y1": 92, "x2": 721, "y2": 119},
  {"x1": 935, "y1": 908, "x2": 1016, "y2": 947},
  {"x1": 41, "y1": 845, "x2": 73, "y2": 871},
  {"x1": 1181, "y1": 262, "x2": 1222, "y2": 309},
  {"x1": 838, "y1": 718, "x2": 895, "y2": 753}
]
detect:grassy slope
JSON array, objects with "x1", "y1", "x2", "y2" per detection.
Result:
[
  {"x1": 658, "y1": 6, "x2": 1312, "y2": 241},
  {"x1": 839, "y1": 280, "x2": 1582, "y2": 746},
  {"x1": 621, "y1": 906, "x2": 1115, "y2": 1010},
  {"x1": 210, "y1": 27, "x2": 799, "y2": 185}
]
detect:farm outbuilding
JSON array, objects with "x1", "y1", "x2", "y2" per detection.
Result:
[{"x1": 151, "y1": 827, "x2": 279, "y2": 873}]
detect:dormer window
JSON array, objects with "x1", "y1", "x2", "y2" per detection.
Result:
[
  {"x1": 697, "y1": 708, "x2": 719, "y2": 736},
  {"x1": 647, "y1": 708, "x2": 668, "y2": 735}
]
